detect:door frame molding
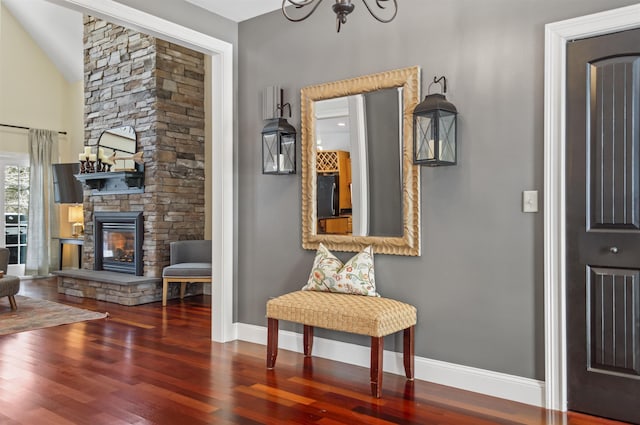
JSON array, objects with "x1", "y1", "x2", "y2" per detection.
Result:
[
  {"x1": 544, "y1": 3, "x2": 640, "y2": 411},
  {"x1": 47, "y1": 0, "x2": 236, "y2": 342}
]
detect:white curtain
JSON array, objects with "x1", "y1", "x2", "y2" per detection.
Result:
[{"x1": 26, "y1": 129, "x2": 59, "y2": 276}]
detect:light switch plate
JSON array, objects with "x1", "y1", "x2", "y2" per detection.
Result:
[{"x1": 523, "y1": 190, "x2": 538, "y2": 213}]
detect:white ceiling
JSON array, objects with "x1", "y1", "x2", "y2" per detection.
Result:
[
  {"x1": 184, "y1": 0, "x2": 281, "y2": 22},
  {"x1": 2, "y1": 0, "x2": 281, "y2": 84}
]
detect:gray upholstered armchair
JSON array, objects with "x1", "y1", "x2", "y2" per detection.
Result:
[
  {"x1": 162, "y1": 240, "x2": 212, "y2": 306},
  {"x1": 0, "y1": 247, "x2": 20, "y2": 310}
]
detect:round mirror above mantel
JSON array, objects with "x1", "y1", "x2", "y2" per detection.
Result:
[
  {"x1": 74, "y1": 126, "x2": 144, "y2": 195},
  {"x1": 301, "y1": 66, "x2": 421, "y2": 256}
]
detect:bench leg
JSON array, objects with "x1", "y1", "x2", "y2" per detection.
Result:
[
  {"x1": 162, "y1": 279, "x2": 169, "y2": 307},
  {"x1": 267, "y1": 318, "x2": 279, "y2": 369},
  {"x1": 8, "y1": 295, "x2": 17, "y2": 311},
  {"x1": 180, "y1": 282, "x2": 187, "y2": 300},
  {"x1": 403, "y1": 326, "x2": 415, "y2": 380},
  {"x1": 370, "y1": 336, "x2": 383, "y2": 398},
  {"x1": 303, "y1": 325, "x2": 313, "y2": 356}
]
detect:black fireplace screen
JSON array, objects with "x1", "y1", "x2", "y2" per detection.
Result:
[{"x1": 94, "y1": 212, "x2": 143, "y2": 275}]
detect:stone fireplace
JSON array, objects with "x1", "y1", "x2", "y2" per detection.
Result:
[
  {"x1": 55, "y1": 17, "x2": 207, "y2": 305},
  {"x1": 82, "y1": 16, "x2": 206, "y2": 278},
  {"x1": 94, "y1": 212, "x2": 143, "y2": 276}
]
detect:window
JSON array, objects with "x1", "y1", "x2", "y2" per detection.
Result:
[
  {"x1": 4, "y1": 165, "x2": 30, "y2": 264},
  {"x1": 0, "y1": 154, "x2": 30, "y2": 270}
]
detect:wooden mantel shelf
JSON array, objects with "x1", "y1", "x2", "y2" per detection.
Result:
[{"x1": 75, "y1": 171, "x2": 144, "y2": 195}]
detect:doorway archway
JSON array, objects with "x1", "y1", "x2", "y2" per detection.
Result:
[{"x1": 50, "y1": 0, "x2": 235, "y2": 342}]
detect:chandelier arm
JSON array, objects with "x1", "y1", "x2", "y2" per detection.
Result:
[
  {"x1": 361, "y1": 0, "x2": 398, "y2": 23},
  {"x1": 286, "y1": 0, "x2": 315, "y2": 6},
  {"x1": 282, "y1": 0, "x2": 325, "y2": 23}
]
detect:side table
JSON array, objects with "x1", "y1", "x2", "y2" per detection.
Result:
[{"x1": 59, "y1": 237, "x2": 84, "y2": 270}]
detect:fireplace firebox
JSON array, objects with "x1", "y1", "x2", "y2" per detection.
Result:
[{"x1": 94, "y1": 211, "x2": 143, "y2": 276}]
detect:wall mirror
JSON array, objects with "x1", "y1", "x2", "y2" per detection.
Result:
[
  {"x1": 301, "y1": 66, "x2": 421, "y2": 256},
  {"x1": 97, "y1": 126, "x2": 141, "y2": 172}
]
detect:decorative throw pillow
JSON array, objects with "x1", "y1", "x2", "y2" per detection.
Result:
[{"x1": 302, "y1": 243, "x2": 378, "y2": 296}]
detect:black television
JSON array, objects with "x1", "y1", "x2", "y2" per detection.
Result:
[{"x1": 52, "y1": 163, "x2": 83, "y2": 204}]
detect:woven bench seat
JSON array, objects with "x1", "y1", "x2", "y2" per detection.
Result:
[{"x1": 266, "y1": 290, "x2": 417, "y2": 398}]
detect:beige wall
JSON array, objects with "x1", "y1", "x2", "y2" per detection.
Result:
[
  {"x1": 0, "y1": 4, "x2": 84, "y2": 266},
  {"x1": 0, "y1": 5, "x2": 83, "y2": 154},
  {"x1": 61, "y1": 79, "x2": 84, "y2": 163}
]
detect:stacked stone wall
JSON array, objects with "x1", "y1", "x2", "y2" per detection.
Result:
[{"x1": 82, "y1": 17, "x2": 205, "y2": 278}]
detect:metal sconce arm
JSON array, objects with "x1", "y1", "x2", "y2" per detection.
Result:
[
  {"x1": 274, "y1": 88, "x2": 292, "y2": 118},
  {"x1": 428, "y1": 76, "x2": 447, "y2": 94},
  {"x1": 276, "y1": 102, "x2": 292, "y2": 119}
]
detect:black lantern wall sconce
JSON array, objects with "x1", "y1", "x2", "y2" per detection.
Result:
[
  {"x1": 413, "y1": 76, "x2": 458, "y2": 166},
  {"x1": 262, "y1": 89, "x2": 297, "y2": 175}
]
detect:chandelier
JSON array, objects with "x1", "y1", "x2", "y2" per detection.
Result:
[{"x1": 282, "y1": 0, "x2": 398, "y2": 32}]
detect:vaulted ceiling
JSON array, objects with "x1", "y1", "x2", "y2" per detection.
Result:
[
  {"x1": 3, "y1": 0, "x2": 83, "y2": 82},
  {"x1": 3, "y1": 0, "x2": 281, "y2": 83}
]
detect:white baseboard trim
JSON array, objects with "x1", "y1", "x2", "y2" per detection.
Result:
[{"x1": 235, "y1": 322, "x2": 545, "y2": 408}]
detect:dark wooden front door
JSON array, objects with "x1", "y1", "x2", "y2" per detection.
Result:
[{"x1": 566, "y1": 28, "x2": 640, "y2": 424}]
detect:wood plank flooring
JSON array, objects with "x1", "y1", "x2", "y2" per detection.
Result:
[{"x1": 0, "y1": 277, "x2": 628, "y2": 424}]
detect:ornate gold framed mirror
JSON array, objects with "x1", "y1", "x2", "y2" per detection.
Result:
[{"x1": 301, "y1": 66, "x2": 421, "y2": 256}]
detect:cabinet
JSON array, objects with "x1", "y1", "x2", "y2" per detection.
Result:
[
  {"x1": 316, "y1": 150, "x2": 351, "y2": 213},
  {"x1": 318, "y1": 216, "x2": 352, "y2": 235}
]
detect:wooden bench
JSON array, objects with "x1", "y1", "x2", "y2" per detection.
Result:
[{"x1": 266, "y1": 290, "x2": 417, "y2": 398}]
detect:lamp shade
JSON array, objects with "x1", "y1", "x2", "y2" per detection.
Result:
[
  {"x1": 413, "y1": 93, "x2": 458, "y2": 166},
  {"x1": 68, "y1": 205, "x2": 83, "y2": 223},
  {"x1": 262, "y1": 118, "x2": 297, "y2": 174}
]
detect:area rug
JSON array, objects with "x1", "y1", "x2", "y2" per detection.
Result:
[{"x1": 0, "y1": 296, "x2": 107, "y2": 336}]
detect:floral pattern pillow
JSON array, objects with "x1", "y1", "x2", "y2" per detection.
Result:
[{"x1": 302, "y1": 243, "x2": 378, "y2": 296}]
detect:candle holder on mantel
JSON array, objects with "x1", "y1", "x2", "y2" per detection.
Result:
[{"x1": 78, "y1": 146, "x2": 99, "y2": 173}]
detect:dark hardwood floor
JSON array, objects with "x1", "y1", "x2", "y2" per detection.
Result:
[{"x1": 0, "y1": 277, "x2": 628, "y2": 425}]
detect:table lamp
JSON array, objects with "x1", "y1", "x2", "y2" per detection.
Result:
[{"x1": 68, "y1": 205, "x2": 84, "y2": 238}]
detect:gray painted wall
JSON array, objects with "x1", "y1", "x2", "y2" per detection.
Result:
[
  {"x1": 364, "y1": 88, "x2": 403, "y2": 236},
  {"x1": 237, "y1": 0, "x2": 639, "y2": 381}
]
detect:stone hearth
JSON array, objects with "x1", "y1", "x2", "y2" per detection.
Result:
[{"x1": 54, "y1": 270, "x2": 207, "y2": 306}]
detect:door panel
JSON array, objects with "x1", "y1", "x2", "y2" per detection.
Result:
[
  {"x1": 587, "y1": 267, "x2": 640, "y2": 377},
  {"x1": 588, "y1": 57, "x2": 640, "y2": 230},
  {"x1": 567, "y1": 28, "x2": 640, "y2": 424}
]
